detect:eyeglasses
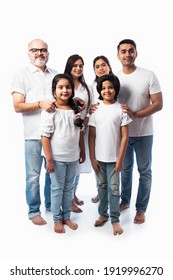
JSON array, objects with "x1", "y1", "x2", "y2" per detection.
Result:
[{"x1": 29, "y1": 48, "x2": 48, "y2": 53}]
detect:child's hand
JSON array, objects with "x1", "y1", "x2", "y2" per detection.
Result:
[
  {"x1": 115, "y1": 160, "x2": 123, "y2": 172},
  {"x1": 46, "y1": 160, "x2": 55, "y2": 173},
  {"x1": 79, "y1": 151, "x2": 86, "y2": 164},
  {"x1": 91, "y1": 159, "x2": 100, "y2": 173}
]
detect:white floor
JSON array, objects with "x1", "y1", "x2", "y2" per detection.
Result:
[
  {"x1": 1, "y1": 151, "x2": 172, "y2": 279},
  {"x1": 1, "y1": 166, "x2": 172, "y2": 260},
  {"x1": 1, "y1": 112, "x2": 172, "y2": 277}
]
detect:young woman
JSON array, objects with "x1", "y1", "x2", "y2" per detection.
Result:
[{"x1": 64, "y1": 54, "x2": 92, "y2": 213}]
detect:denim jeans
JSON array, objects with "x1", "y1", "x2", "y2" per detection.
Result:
[
  {"x1": 97, "y1": 162, "x2": 120, "y2": 224},
  {"x1": 73, "y1": 174, "x2": 80, "y2": 194},
  {"x1": 43, "y1": 157, "x2": 51, "y2": 210},
  {"x1": 121, "y1": 135, "x2": 153, "y2": 212},
  {"x1": 25, "y1": 140, "x2": 51, "y2": 218},
  {"x1": 50, "y1": 160, "x2": 78, "y2": 222}
]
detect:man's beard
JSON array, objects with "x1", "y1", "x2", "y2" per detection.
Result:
[{"x1": 31, "y1": 56, "x2": 48, "y2": 67}]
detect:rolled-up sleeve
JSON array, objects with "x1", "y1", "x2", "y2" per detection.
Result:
[{"x1": 40, "y1": 110, "x2": 55, "y2": 138}]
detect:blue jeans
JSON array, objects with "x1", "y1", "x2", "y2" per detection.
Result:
[
  {"x1": 73, "y1": 174, "x2": 80, "y2": 194},
  {"x1": 43, "y1": 157, "x2": 51, "y2": 210},
  {"x1": 121, "y1": 135, "x2": 153, "y2": 212},
  {"x1": 50, "y1": 160, "x2": 78, "y2": 222},
  {"x1": 96, "y1": 162, "x2": 120, "y2": 224},
  {"x1": 25, "y1": 140, "x2": 51, "y2": 218}
]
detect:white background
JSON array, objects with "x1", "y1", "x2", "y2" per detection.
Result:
[{"x1": 0, "y1": 0, "x2": 172, "y2": 279}]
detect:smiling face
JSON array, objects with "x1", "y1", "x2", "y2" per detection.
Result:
[
  {"x1": 94, "y1": 58, "x2": 111, "y2": 77},
  {"x1": 54, "y1": 78, "x2": 73, "y2": 105},
  {"x1": 28, "y1": 39, "x2": 49, "y2": 70},
  {"x1": 70, "y1": 58, "x2": 84, "y2": 79},
  {"x1": 100, "y1": 80, "x2": 116, "y2": 104},
  {"x1": 117, "y1": 43, "x2": 137, "y2": 68}
]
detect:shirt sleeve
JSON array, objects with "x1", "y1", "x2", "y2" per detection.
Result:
[
  {"x1": 149, "y1": 71, "x2": 162, "y2": 94},
  {"x1": 88, "y1": 113, "x2": 96, "y2": 127},
  {"x1": 10, "y1": 71, "x2": 26, "y2": 96},
  {"x1": 40, "y1": 110, "x2": 55, "y2": 137},
  {"x1": 121, "y1": 111, "x2": 133, "y2": 126}
]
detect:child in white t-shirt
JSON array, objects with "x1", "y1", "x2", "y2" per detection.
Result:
[
  {"x1": 41, "y1": 74, "x2": 85, "y2": 234},
  {"x1": 89, "y1": 74, "x2": 132, "y2": 235}
]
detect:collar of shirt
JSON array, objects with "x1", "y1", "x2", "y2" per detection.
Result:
[{"x1": 28, "y1": 63, "x2": 50, "y2": 74}]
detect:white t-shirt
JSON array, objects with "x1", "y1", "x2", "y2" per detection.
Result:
[
  {"x1": 10, "y1": 63, "x2": 58, "y2": 139},
  {"x1": 41, "y1": 108, "x2": 80, "y2": 162},
  {"x1": 90, "y1": 81, "x2": 101, "y2": 104},
  {"x1": 116, "y1": 67, "x2": 161, "y2": 137},
  {"x1": 89, "y1": 102, "x2": 132, "y2": 162}
]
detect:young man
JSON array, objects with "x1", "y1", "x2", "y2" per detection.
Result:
[{"x1": 116, "y1": 39, "x2": 163, "y2": 224}]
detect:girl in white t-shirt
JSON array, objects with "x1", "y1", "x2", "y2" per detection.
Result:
[
  {"x1": 41, "y1": 74, "x2": 85, "y2": 234},
  {"x1": 89, "y1": 74, "x2": 132, "y2": 235}
]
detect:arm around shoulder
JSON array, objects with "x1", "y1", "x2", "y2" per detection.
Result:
[
  {"x1": 12, "y1": 92, "x2": 41, "y2": 113},
  {"x1": 134, "y1": 91, "x2": 163, "y2": 118}
]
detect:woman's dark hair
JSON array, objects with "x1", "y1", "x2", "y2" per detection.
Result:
[
  {"x1": 52, "y1": 73, "x2": 83, "y2": 129},
  {"x1": 64, "y1": 54, "x2": 91, "y2": 109},
  {"x1": 96, "y1": 74, "x2": 120, "y2": 101},
  {"x1": 93, "y1": 55, "x2": 114, "y2": 82}
]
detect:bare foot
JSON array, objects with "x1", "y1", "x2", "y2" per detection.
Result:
[
  {"x1": 94, "y1": 215, "x2": 108, "y2": 227},
  {"x1": 31, "y1": 215, "x2": 47, "y2": 225},
  {"x1": 112, "y1": 222, "x2": 123, "y2": 235},
  {"x1": 54, "y1": 221, "x2": 65, "y2": 233},
  {"x1": 134, "y1": 211, "x2": 145, "y2": 224},
  {"x1": 91, "y1": 194, "x2": 99, "y2": 203},
  {"x1": 74, "y1": 194, "x2": 84, "y2": 206},
  {"x1": 71, "y1": 200, "x2": 83, "y2": 213},
  {"x1": 119, "y1": 203, "x2": 130, "y2": 211},
  {"x1": 63, "y1": 219, "x2": 78, "y2": 230}
]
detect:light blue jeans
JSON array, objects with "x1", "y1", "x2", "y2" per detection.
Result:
[
  {"x1": 73, "y1": 174, "x2": 80, "y2": 194},
  {"x1": 50, "y1": 160, "x2": 78, "y2": 222},
  {"x1": 43, "y1": 157, "x2": 51, "y2": 210},
  {"x1": 25, "y1": 140, "x2": 51, "y2": 218},
  {"x1": 121, "y1": 135, "x2": 153, "y2": 212},
  {"x1": 96, "y1": 162, "x2": 120, "y2": 224}
]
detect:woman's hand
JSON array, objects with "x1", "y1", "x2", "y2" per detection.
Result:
[{"x1": 73, "y1": 97, "x2": 86, "y2": 112}]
